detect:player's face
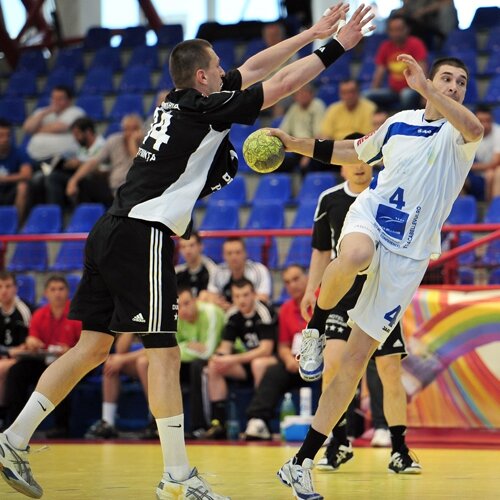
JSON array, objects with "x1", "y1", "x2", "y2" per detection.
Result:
[
  {"x1": 476, "y1": 111, "x2": 493, "y2": 136},
  {"x1": 283, "y1": 267, "x2": 307, "y2": 301},
  {"x1": 50, "y1": 90, "x2": 70, "y2": 113},
  {"x1": 205, "y1": 48, "x2": 225, "y2": 94},
  {"x1": 339, "y1": 82, "x2": 359, "y2": 109},
  {"x1": 45, "y1": 281, "x2": 69, "y2": 308},
  {"x1": 232, "y1": 284, "x2": 255, "y2": 314},
  {"x1": 387, "y1": 18, "x2": 408, "y2": 44},
  {"x1": 432, "y1": 65, "x2": 468, "y2": 104},
  {"x1": 122, "y1": 117, "x2": 142, "y2": 141},
  {"x1": 178, "y1": 290, "x2": 197, "y2": 322},
  {"x1": 342, "y1": 160, "x2": 373, "y2": 188},
  {"x1": 223, "y1": 241, "x2": 246, "y2": 270},
  {"x1": 179, "y1": 237, "x2": 202, "y2": 264},
  {"x1": 0, "y1": 278, "x2": 17, "y2": 305}
]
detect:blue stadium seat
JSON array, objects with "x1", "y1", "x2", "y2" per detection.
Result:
[
  {"x1": 245, "y1": 237, "x2": 279, "y2": 268},
  {"x1": 119, "y1": 26, "x2": 147, "y2": 48},
  {"x1": 51, "y1": 241, "x2": 86, "y2": 271},
  {"x1": 5, "y1": 70, "x2": 37, "y2": 97},
  {"x1": 8, "y1": 242, "x2": 48, "y2": 272},
  {"x1": 488, "y1": 267, "x2": 500, "y2": 285},
  {"x1": 89, "y1": 47, "x2": 122, "y2": 71},
  {"x1": 83, "y1": 27, "x2": 111, "y2": 50},
  {"x1": 0, "y1": 97, "x2": 26, "y2": 125},
  {"x1": 481, "y1": 52, "x2": 500, "y2": 77},
  {"x1": 66, "y1": 274, "x2": 81, "y2": 298},
  {"x1": 448, "y1": 50, "x2": 477, "y2": 75},
  {"x1": 290, "y1": 200, "x2": 317, "y2": 228},
  {"x1": 0, "y1": 206, "x2": 18, "y2": 234},
  {"x1": 128, "y1": 45, "x2": 159, "y2": 69},
  {"x1": 458, "y1": 268, "x2": 474, "y2": 285},
  {"x1": 209, "y1": 176, "x2": 246, "y2": 206},
  {"x1": 157, "y1": 24, "x2": 184, "y2": 47},
  {"x1": 213, "y1": 40, "x2": 236, "y2": 70},
  {"x1": 229, "y1": 123, "x2": 260, "y2": 173},
  {"x1": 65, "y1": 203, "x2": 106, "y2": 232},
  {"x1": 53, "y1": 47, "x2": 85, "y2": 73},
  {"x1": 463, "y1": 77, "x2": 479, "y2": 106},
  {"x1": 21, "y1": 204, "x2": 62, "y2": 234},
  {"x1": 446, "y1": 195, "x2": 477, "y2": 224},
  {"x1": 456, "y1": 232, "x2": 475, "y2": 266},
  {"x1": 358, "y1": 58, "x2": 377, "y2": 82},
  {"x1": 484, "y1": 197, "x2": 500, "y2": 223},
  {"x1": 362, "y1": 34, "x2": 387, "y2": 57},
  {"x1": 296, "y1": 172, "x2": 337, "y2": 203},
  {"x1": 253, "y1": 174, "x2": 292, "y2": 204},
  {"x1": 484, "y1": 27, "x2": 500, "y2": 53},
  {"x1": 283, "y1": 236, "x2": 312, "y2": 268},
  {"x1": 17, "y1": 50, "x2": 46, "y2": 74},
  {"x1": 43, "y1": 67, "x2": 76, "y2": 94},
  {"x1": 157, "y1": 67, "x2": 174, "y2": 90},
  {"x1": 108, "y1": 93, "x2": 144, "y2": 121},
  {"x1": 80, "y1": 67, "x2": 115, "y2": 94},
  {"x1": 483, "y1": 240, "x2": 500, "y2": 267},
  {"x1": 35, "y1": 94, "x2": 50, "y2": 108},
  {"x1": 239, "y1": 39, "x2": 266, "y2": 64},
  {"x1": 470, "y1": 7, "x2": 500, "y2": 29},
  {"x1": 318, "y1": 53, "x2": 351, "y2": 84},
  {"x1": 316, "y1": 84, "x2": 339, "y2": 105},
  {"x1": 76, "y1": 94, "x2": 105, "y2": 121},
  {"x1": 443, "y1": 29, "x2": 476, "y2": 52},
  {"x1": 119, "y1": 65, "x2": 153, "y2": 92},
  {"x1": 16, "y1": 274, "x2": 36, "y2": 305},
  {"x1": 104, "y1": 121, "x2": 122, "y2": 137},
  {"x1": 494, "y1": 107, "x2": 500, "y2": 125},
  {"x1": 483, "y1": 75, "x2": 500, "y2": 104}
]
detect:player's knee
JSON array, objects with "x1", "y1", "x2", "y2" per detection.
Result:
[
  {"x1": 340, "y1": 349, "x2": 370, "y2": 379},
  {"x1": 377, "y1": 361, "x2": 401, "y2": 387},
  {"x1": 135, "y1": 354, "x2": 148, "y2": 371},
  {"x1": 339, "y1": 246, "x2": 373, "y2": 272}
]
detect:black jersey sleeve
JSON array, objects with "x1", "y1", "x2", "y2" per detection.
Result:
[
  {"x1": 312, "y1": 197, "x2": 333, "y2": 251},
  {"x1": 221, "y1": 70, "x2": 243, "y2": 91},
  {"x1": 222, "y1": 314, "x2": 239, "y2": 342}
]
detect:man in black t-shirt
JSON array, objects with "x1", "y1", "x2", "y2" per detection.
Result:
[
  {"x1": 204, "y1": 278, "x2": 277, "y2": 440},
  {"x1": 0, "y1": 6, "x2": 374, "y2": 498}
]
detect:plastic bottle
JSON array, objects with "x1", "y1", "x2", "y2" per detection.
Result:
[
  {"x1": 226, "y1": 396, "x2": 240, "y2": 441},
  {"x1": 279, "y1": 392, "x2": 296, "y2": 440},
  {"x1": 300, "y1": 387, "x2": 312, "y2": 417}
]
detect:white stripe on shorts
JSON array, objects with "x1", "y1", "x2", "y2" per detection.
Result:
[{"x1": 149, "y1": 228, "x2": 163, "y2": 331}]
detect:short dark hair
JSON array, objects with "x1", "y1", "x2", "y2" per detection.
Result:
[
  {"x1": 0, "y1": 118, "x2": 12, "y2": 129},
  {"x1": 429, "y1": 57, "x2": 469, "y2": 80},
  {"x1": 339, "y1": 79, "x2": 359, "y2": 89},
  {"x1": 343, "y1": 132, "x2": 364, "y2": 140},
  {"x1": 169, "y1": 39, "x2": 212, "y2": 89},
  {"x1": 189, "y1": 230, "x2": 202, "y2": 244},
  {"x1": 44, "y1": 275, "x2": 68, "y2": 289},
  {"x1": 282, "y1": 264, "x2": 306, "y2": 275},
  {"x1": 0, "y1": 271, "x2": 16, "y2": 285},
  {"x1": 231, "y1": 278, "x2": 254, "y2": 292},
  {"x1": 52, "y1": 85, "x2": 74, "y2": 99},
  {"x1": 71, "y1": 117, "x2": 95, "y2": 133},
  {"x1": 177, "y1": 285, "x2": 194, "y2": 296},
  {"x1": 475, "y1": 104, "x2": 492, "y2": 115},
  {"x1": 223, "y1": 237, "x2": 246, "y2": 250},
  {"x1": 387, "y1": 14, "x2": 409, "y2": 26}
]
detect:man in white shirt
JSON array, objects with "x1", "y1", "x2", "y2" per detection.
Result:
[{"x1": 271, "y1": 54, "x2": 483, "y2": 499}]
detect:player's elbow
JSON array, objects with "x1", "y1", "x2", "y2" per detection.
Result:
[{"x1": 465, "y1": 122, "x2": 484, "y2": 143}]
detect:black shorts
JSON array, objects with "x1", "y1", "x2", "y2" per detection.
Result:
[
  {"x1": 325, "y1": 308, "x2": 407, "y2": 358},
  {"x1": 69, "y1": 214, "x2": 178, "y2": 348}
]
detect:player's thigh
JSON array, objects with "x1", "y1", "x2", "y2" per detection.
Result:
[
  {"x1": 223, "y1": 363, "x2": 248, "y2": 381},
  {"x1": 120, "y1": 356, "x2": 144, "y2": 378}
]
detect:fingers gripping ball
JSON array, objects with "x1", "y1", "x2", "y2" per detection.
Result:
[{"x1": 242, "y1": 129, "x2": 285, "y2": 174}]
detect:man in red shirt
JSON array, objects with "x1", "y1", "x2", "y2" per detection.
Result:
[
  {"x1": 365, "y1": 14, "x2": 427, "y2": 110},
  {"x1": 4, "y1": 276, "x2": 81, "y2": 434}
]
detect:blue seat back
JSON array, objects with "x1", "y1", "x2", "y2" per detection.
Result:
[
  {"x1": 21, "y1": 205, "x2": 62, "y2": 234},
  {"x1": 8, "y1": 242, "x2": 48, "y2": 272},
  {"x1": 66, "y1": 203, "x2": 106, "y2": 232},
  {"x1": 51, "y1": 241, "x2": 86, "y2": 271},
  {"x1": 119, "y1": 65, "x2": 153, "y2": 92},
  {"x1": 253, "y1": 174, "x2": 292, "y2": 204},
  {"x1": 296, "y1": 172, "x2": 337, "y2": 203},
  {"x1": 108, "y1": 93, "x2": 144, "y2": 121},
  {"x1": 16, "y1": 274, "x2": 36, "y2": 305},
  {"x1": 446, "y1": 196, "x2": 477, "y2": 225},
  {"x1": 0, "y1": 206, "x2": 18, "y2": 234}
]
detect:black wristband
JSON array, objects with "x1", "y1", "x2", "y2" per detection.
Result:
[
  {"x1": 313, "y1": 38, "x2": 345, "y2": 68},
  {"x1": 313, "y1": 139, "x2": 334, "y2": 164}
]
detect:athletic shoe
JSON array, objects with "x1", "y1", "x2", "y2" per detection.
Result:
[
  {"x1": 244, "y1": 418, "x2": 271, "y2": 441},
  {"x1": 371, "y1": 427, "x2": 391, "y2": 447},
  {"x1": 203, "y1": 419, "x2": 226, "y2": 440},
  {"x1": 140, "y1": 420, "x2": 159, "y2": 440},
  {"x1": 0, "y1": 433, "x2": 43, "y2": 498},
  {"x1": 316, "y1": 441, "x2": 353, "y2": 471},
  {"x1": 388, "y1": 449, "x2": 422, "y2": 474},
  {"x1": 156, "y1": 467, "x2": 230, "y2": 499},
  {"x1": 277, "y1": 457, "x2": 323, "y2": 500},
  {"x1": 298, "y1": 329, "x2": 326, "y2": 382},
  {"x1": 84, "y1": 419, "x2": 118, "y2": 439}
]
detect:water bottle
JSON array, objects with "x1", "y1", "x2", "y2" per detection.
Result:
[
  {"x1": 226, "y1": 397, "x2": 240, "y2": 441},
  {"x1": 279, "y1": 392, "x2": 296, "y2": 440},
  {"x1": 300, "y1": 387, "x2": 312, "y2": 417}
]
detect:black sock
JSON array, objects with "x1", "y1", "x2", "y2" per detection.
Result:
[
  {"x1": 389, "y1": 425, "x2": 407, "y2": 453},
  {"x1": 331, "y1": 414, "x2": 349, "y2": 446},
  {"x1": 211, "y1": 401, "x2": 226, "y2": 425},
  {"x1": 295, "y1": 426, "x2": 328, "y2": 465},
  {"x1": 307, "y1": 304, "x2": 331, "y2": 333}
]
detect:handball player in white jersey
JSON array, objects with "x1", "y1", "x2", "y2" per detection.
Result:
[{"x1": 271, "y1": 54, "x2": 483, "y2": 499}]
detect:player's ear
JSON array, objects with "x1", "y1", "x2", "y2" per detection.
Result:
[{"x1": 195, "y1": 68, "x2": 208, "y2": 86}]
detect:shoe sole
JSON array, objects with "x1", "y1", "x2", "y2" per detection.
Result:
[
  {"x1": 0, "y1": 465, "x2": 42, "y2": 499},
  {"x1": 388, "y1": 467, "x2": 422, "y2": 474},
  {"x1": 299, "y1": 363, "x2": 324, "y2": 382}
]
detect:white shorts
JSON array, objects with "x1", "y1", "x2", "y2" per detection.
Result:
[{"x1": 339, "y1": 210, "x2": 429, "y2": 344}]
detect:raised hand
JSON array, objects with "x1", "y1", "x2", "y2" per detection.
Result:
[
  {"x1": 398, "y1": 53, "x2": 429, "y2": 95},
  {"x1": 309, "y1": 2, "x2": 350, "y2": 40},
  {"x1": 336, "y1": 3, "x2": 375, "y2": 51}
]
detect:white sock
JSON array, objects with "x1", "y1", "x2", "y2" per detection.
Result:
[
  {"x1": 5, "y1": 392, "x2": 55, "y2": 449},
  {"x1": 156, "y1": 414, "x2": 190, "y2": 481},
  {"x1": 102, "y1": 402, "x2": 118, "y2": 426}
]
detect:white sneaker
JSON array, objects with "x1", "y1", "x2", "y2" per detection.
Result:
[
  {"x1": 244, "y1": 418, "x2": 271, "y2": 441},
  {"x1": 156, "y1": 467, "x2": 230, "y2": 499},
  {"x1": 371, "y1": 428, "x2": 392, "y2": 448},
  {"x1": 277, "y1": 457, "x2": 323, "y2": 500},
  {"x1": 298, "y1": 329, "x2": 326, "y2": 382},
  {"x1": 0, "y1": 433, "x2": 43, "y2": 498}
]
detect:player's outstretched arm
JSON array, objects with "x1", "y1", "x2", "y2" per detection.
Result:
[
  {"x1": 238, "y1": 2, "x2": 349, "y2": 90},
  {"x1": 260, "y1": 3, "x2": 374, "y2": 109},
  {"x1": 398, "y1": 54, "x2": 484, "y2": 143}
]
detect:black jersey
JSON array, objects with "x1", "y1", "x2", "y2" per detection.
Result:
[
  {"x1": 312, "y1": 182, "x2": 366, "y2": 310},
  {"x1": 223, "y1": 300, "x2": 277, "y2": 352},
  {"x1": 0, "y1": 297, "x2": 31, "y2": 355},
  {"x1": 175, "y1": 256, "x2": 217, "y2": 297},
  {"x1": 109, "y1": 70, "x2": 264, "y2": 238}
]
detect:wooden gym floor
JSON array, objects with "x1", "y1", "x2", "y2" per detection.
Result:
[{"x1": 1, "y1": 442, "x2": 499, "y2": 499}]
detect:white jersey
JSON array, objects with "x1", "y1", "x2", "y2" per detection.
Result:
[{"x1": 353, "y1": 109, "x2": 481, "y2": 260}]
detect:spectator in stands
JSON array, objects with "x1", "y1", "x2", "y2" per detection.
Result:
[
  {"x1": 364, "y1": 14, "x2": 427, "y2": 110},
  {"x1": 279, "y1": 83, "x2": 326, "y2": 174},
  {"x1": 44, "y1": 117, "x2": 106, "y2": 208},
  {"x1": 4, "y1": 276, "x2": 81, "y2": 437},
  {"x1": 244, "y1": 264, "x2": 312, "y2": 440},
  {"x1": 0, "y1": 119, "x2": 32, "y2": 223},
  {"x1": 205, "y1": 237, "x2": 272, "y2": 311},
  {"x1": 23, "y1": 86, "x2": 85, "y2": 163},
  {"x1": 320, "y1": 79, "x2": 376, "y2": 140},
  {"x1": 66, "y1": 113, "x2": 143, "y2": 206},
  {"x1": 175, "y1": 231, "x2": 218, "y2": 297},
  {"x1": 464, "y1": 105, "x2": 500, "y2": 201},
  {"x1": 0, "y1": 272, "x2": 31, "y2": 426},
  {"x1": 203, "y1": 278, "x2": 278, "y2": 439}
]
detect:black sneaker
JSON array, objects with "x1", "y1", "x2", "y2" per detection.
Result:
[
  {"x1": 316, "y1": 440, "x2": 354, "y2": 471},
  {"x1": 203, "y1": 419, "x2": 226, "y2": 440},
  {"x1": 388, "y1": 448, "x2": 422, "y2": 474},
  {"x1": 84, "y1": 419, "x2": 118, "y2": 439}
]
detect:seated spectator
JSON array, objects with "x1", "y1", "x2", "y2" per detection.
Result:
[
  {"x1": 175, "y1": 231, "x2": 218, "y2": 297},
  {"x1": 44, "y1": 117, "x2": 106, "y2": 208},
  {"x1": 23, "y1": 86, "x2": 85, "y2": 163},
  {"x1": 0, "y1": 271, "x2": 31, "y2": 427},
  {"x1": 205, "y1": 237, "x2": 272, "y2": 311},
  {"x1": 464, "y1": 105, "x2": 500, "y2": 201},
  {"x1": 320, "y1": 80, "x2": 376, "y2": 140},
  {"x1": 203, "y1": 278, "x2": 278, "y2": 439},
  {"x1": 0, "y1": 119, "x2": 32, "y2": 223},
  {"x1": 364, "y1": 14, "x2": 427, "y2": 110},
  {"x1": 243, "y1": 264, "x2": 312, "y2": 440},
  {"x1": 66, "y1": 114, "x2": 143, "y2": 206},
  {"x1": 4, "y1": 276, "x2": 81, "y2": 437},
  {"x1": 279, "y1": 83, "x2": 326, "y2": 175}
]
